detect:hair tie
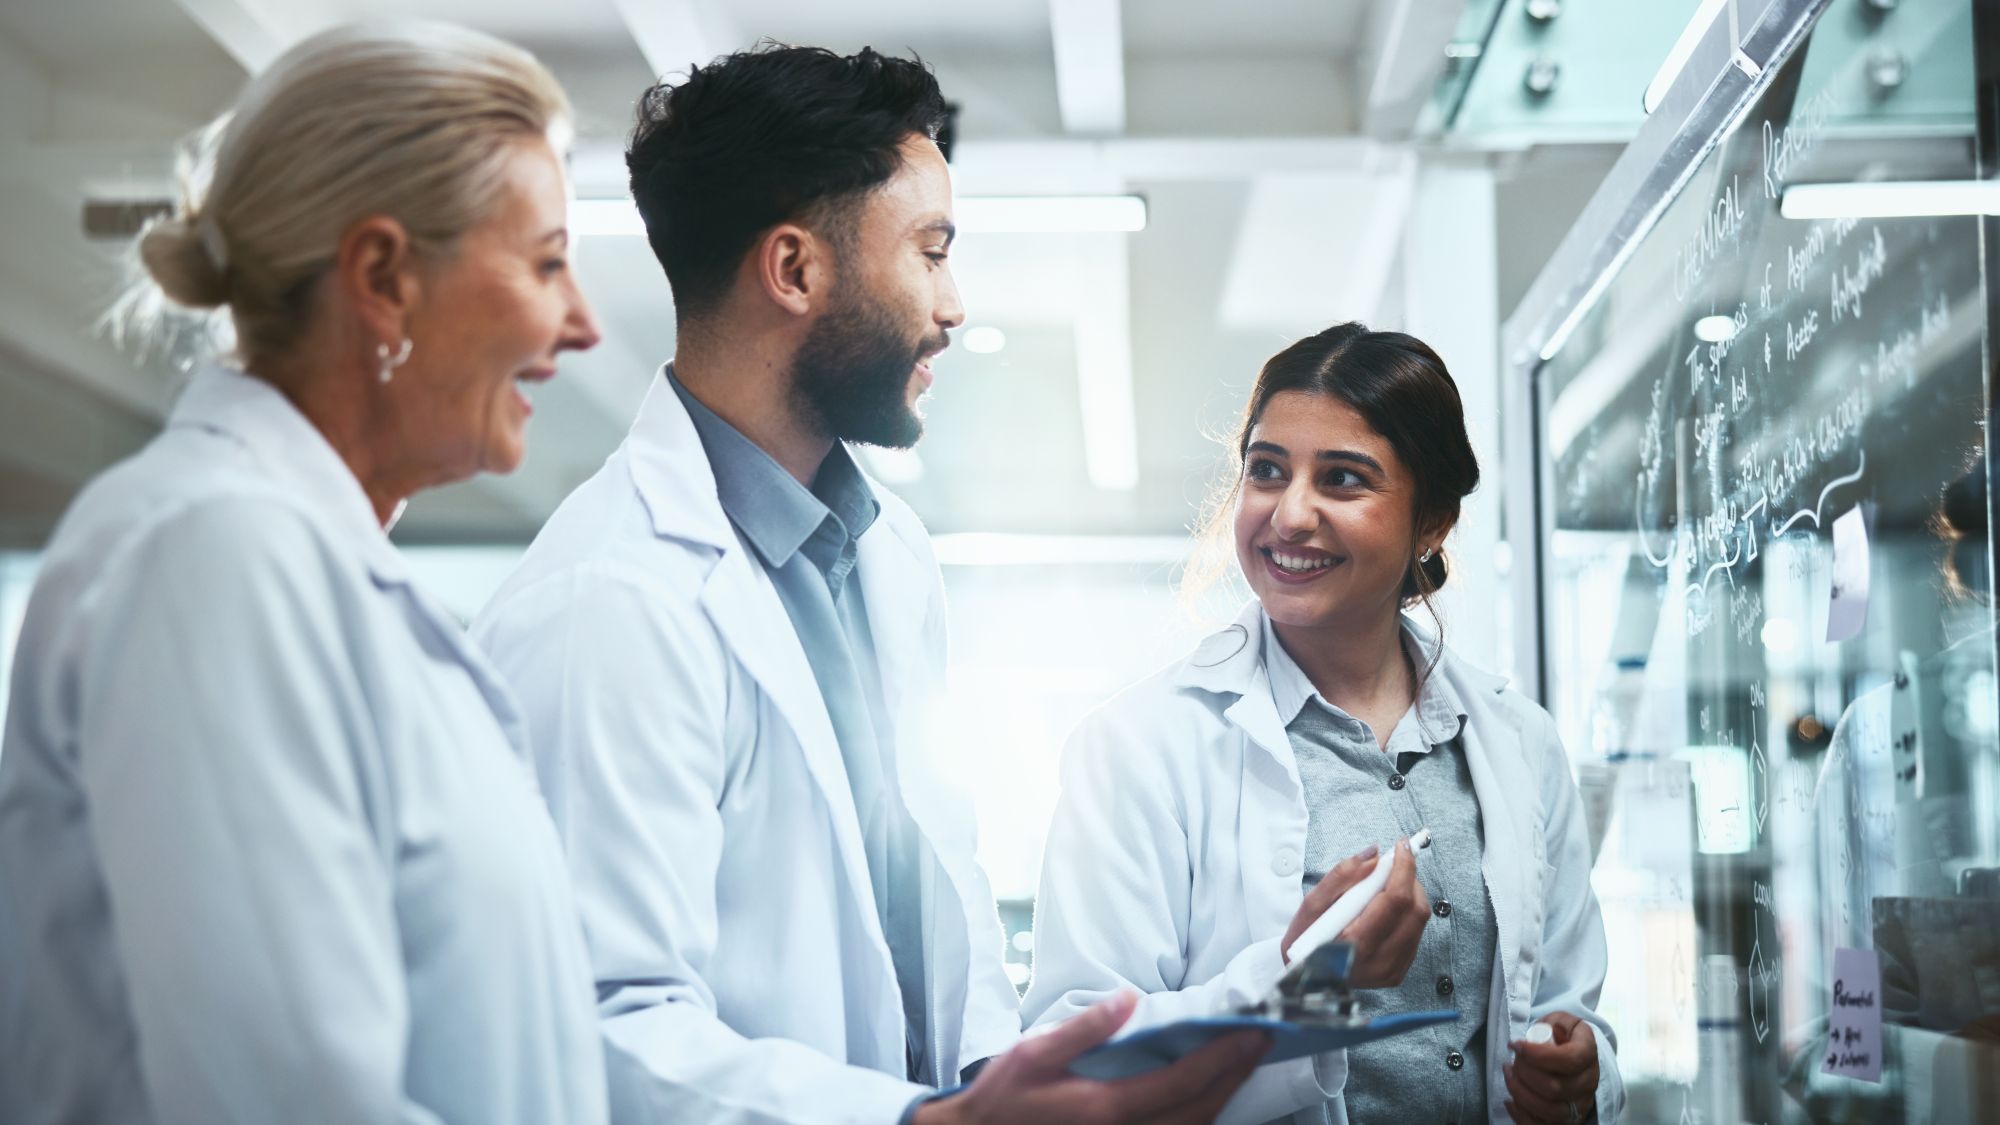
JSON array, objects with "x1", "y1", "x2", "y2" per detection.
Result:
[{"x1": 195, "y1": 213, "x2": 229, "y2": 274}]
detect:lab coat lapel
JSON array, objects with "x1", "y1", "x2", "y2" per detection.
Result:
[
  {"x1": 1176, "y1": 604, "x2": 1309, "y2": 936},
  {"x1": 1449, "y1": 654, "x2": 1532, "y2": 1030},
  {"x1": 625, "y1": 372, "x2": 883, "y2": 933},
  {"x1": 851, "y1": 511, "x2": 938, "y2": 837},
  {"x1": 852, "y1": 500, "x2": 981, "y2": 1077}
]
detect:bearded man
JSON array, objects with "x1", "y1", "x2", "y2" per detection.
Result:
[{"x1": 472, "y1": 45, "x2": 1265, "y2": 1125}]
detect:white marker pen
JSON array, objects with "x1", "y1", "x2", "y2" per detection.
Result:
[{"x1": 1285, "y1": 828, "x2": 1433, "y2": 963}]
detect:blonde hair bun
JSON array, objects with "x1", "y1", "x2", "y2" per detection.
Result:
[
  {"x1": 137, "y1": 215, "x2": 230, "y2": 310},
  {"x1": 109, "y1": 20, "x2": 571, "y2": 361}
]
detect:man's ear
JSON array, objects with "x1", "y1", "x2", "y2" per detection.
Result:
[
  {"x1": 334, "y1": 214, "x2": 420, "y2": 346},
  {"x1": 751, "y1": 222, "x2": 832, "y2": 319}
]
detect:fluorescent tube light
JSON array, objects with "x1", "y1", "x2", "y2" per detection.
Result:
[
  {"x1": 1780, "y1": 180, "x2": 2000, "y2": 220},
  {"x1": 572, "y1": 195, "x2": 1148, "y2": 238},
  {"x1": 931, "y1": 533, "x2": 1191, "y2": 567},
  {"x1": 956, "y1": 195, "x2": 1147, "y2": 234}
]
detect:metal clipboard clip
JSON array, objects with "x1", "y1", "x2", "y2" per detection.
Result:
[{"x1": 1236, "y1": 940, "x2": 1366, "y2": 1027}]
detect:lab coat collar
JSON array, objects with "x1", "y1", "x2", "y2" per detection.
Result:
[
  {"x1": 624, "y1": 364, "x2": 740, "y2": 551},
  {"x1": 1176, "y1": 602, "x2": 1298, "y2": 785},
  {"x1": 166, "y1": 365, "x2": 532, "y2": 756},
  {"x1": 1175, "y1": 600, "x2": 1508, "y2": 703},
  {"x1": 166, "y1": 365, "x2": 409, "y2": 587}
]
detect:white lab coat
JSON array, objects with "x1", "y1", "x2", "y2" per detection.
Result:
[
  {"x1": 0, "y1": 367, "x2": 606, "y2": 1125},
  {"x1": 1022, "y1": 604, "x2": 1625, "y2": 1125},
  {"x1": 471, "y1": 370, "x2": 1021, "y2": 1124}
]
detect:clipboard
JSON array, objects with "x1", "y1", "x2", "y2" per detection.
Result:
[{"x1": 1070, "y1": 1009, "x2": 1459, "y2": 1080}]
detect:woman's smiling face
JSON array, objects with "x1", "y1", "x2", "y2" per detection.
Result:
[{"x1": 1232, "y1": 390, "x2": 1435, "y2": 632}]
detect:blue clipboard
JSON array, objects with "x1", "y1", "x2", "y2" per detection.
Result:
[{"x1": 1069, "y1": 1009, "x2": 1459, "y2": 1080}]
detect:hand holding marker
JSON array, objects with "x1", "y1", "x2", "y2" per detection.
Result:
[{"x1": 1284, "y1": 828, "x2": 1433, "y2": 965}]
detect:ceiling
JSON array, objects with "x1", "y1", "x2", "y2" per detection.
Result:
[{"x1": 0, "y1": 0, "x2": 1649, "y2": 547}]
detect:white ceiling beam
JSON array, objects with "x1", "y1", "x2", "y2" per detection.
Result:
[
  {"x1": 1049, "y1": 0, "x2": 1126, "y2": 135},
  {"x1": 610, "y1": 0, "x2": 741, "y2": 82},
  {"x1": 171, "y1": 0, "x2": 344, "y2": 73}
]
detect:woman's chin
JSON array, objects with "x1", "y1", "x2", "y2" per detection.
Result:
[{"x1": 480, "y1": 429, "x2": 528, "y2": 476}]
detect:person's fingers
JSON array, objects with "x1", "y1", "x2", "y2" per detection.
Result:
[
  {"x1": 1542, "y1": 1011, "x2": 1586, "y2": 1041},
  {"x1": 1149, "y1": 1036, "x2": 1270, "y2": 1125},
  {"x1": 1511, "y1": 1032, "x2": 1593, "y2": 1077},
  {"x1": 1310, "y1": 845, "x2": 1380, "y2": 908},
  {"x1": 1504, "y1": 1063, "x2": 1567, "y2": 1123},
  {"x1": 1014, "y1": 992, "x2": 1137, "y2": 1073},
  {"x1": 1101, "y1": 1031, "x2": 1268, "y2": 1119}
]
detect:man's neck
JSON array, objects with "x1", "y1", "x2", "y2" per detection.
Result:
[{"x1": 673, "y1": 332, "x2": 833, "y2": 487}]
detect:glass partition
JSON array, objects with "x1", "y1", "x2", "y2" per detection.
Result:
[{"x1": 1531, "y1": 0, "x2": 1998, "y2": 1119}]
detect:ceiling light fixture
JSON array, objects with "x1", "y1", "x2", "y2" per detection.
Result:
[
  {"x1": 570, "y1": 198, "x2": 648, "y2": 238},
  {"x1": 956, "y1": 195, "x2": 1148, "y2": 234},
  {"x1": 964, "y1": 326, "x2": 1007, "y2": 354}
]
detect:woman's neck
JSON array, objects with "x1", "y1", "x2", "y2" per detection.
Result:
[
  {"x1": 250, "y1": 353, "x2": 425, "y2": 528},
  {"x1": 1272, "y1": 607, "x2": 1413, "y2": 725}
]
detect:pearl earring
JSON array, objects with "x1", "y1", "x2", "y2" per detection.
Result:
[{"x1": 376, "y1": 338, "x2": 413, "y2": 384}]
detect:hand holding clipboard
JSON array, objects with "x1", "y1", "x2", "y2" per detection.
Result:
[{"x1": 1073, "y1": 831, "x2": 1447, "y2": 1079}]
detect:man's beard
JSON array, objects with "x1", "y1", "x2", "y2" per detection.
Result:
[{"x1": 791, "y1": 283, "x2": 943, "y2": 450}]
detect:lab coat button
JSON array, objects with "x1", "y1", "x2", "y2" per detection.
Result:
[
  {"x1": 1272, "y1": 848, "x2": 1300, "y2": 876},
  {"x1": 1388, "y1": 773, "x2": 1406, "y2": 791}
]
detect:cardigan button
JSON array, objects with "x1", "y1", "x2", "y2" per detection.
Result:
[
  {"x1": 1446, "y1": 1050, "x2": 1465, "y2": 1070},
  {"x1": 1435, "y1": 900, "x2": 1453, "y2": 918},
  {"x1": 1388, "y1": 773, "x2": 1407, "y2": 791}
]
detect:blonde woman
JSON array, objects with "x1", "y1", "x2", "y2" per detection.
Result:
[{"x1": 0, "y1": 23, "x2": 606, "y2": 1124}]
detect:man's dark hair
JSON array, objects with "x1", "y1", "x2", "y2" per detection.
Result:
[{"x1": 626, "y1": 44, "x2": 949, "y2": 320}]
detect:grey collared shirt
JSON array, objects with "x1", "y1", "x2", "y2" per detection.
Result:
[
  {"x1": 1263, "y1": 614, "x2": 1497, "y2": 1125},
  {"x1": 670, "y1": 371, "x2": 933, "y2": 1084}
]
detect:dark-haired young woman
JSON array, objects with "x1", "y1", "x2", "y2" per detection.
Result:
[{"x1": 1023, "y1": 323, "x2": 1623, "y2": 1125}]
